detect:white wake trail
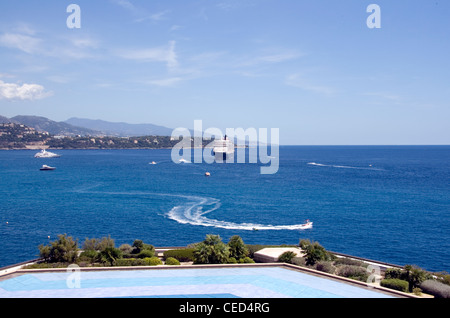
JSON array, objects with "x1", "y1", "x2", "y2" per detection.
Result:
[{"x1": 73, "y1": 186, "x2": 309, "y2": 231}]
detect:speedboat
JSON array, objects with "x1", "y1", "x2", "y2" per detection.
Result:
[
  {"x1": 40, "y1": 165, "x2": 56, "y2": 171},
  {"x1": 299, "y1": 220, "x2": 313, "y2": 230},
  {"x1": 34, "y1": 149, "x2": 60, "y2": 158}
]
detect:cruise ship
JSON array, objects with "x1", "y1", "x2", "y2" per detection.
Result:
[{"x1": 212, "y1": 135, "x2": 234, "y2": 161}]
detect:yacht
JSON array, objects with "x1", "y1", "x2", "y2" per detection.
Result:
[
  {"x1": 34, "y1": 149, "x2": 61, "y2": 158},
  {"x1": 213, "y1": 135, "x2": 235, "y2": 161},
  {"x1": 40, "y1": 165, "x2": 56, "y2": 171}
]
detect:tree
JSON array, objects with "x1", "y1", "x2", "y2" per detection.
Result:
[
  {"x1": 300, "y1": 239, "x2": 334, "y2": 266},
  {"x1": 39, "y1": 234, "x2": 79, "y2": 263},
  {"x1": 132, "y1": 239, "x2": 144, "y2": 253},
  {"x1": 100, "y1": 247, "x2": 123, "y2": 266},
  {"x1": 404, "y1": 265, "x2": 429, "y2": 292},
  {"x1": 194, "y1": 234, "x2": 230, "y2": 264},
  {"x1": 82, "y1": 236, "x2": 115, "y2": 252},
  {"x1": 278, "y1": 251, "x2": 297, "y2": 264},
  {"x1": 227, "y1": 235, "x2": 249, "y2": 260}
]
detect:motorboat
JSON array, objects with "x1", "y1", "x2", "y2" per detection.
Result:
[
  {"x1": 40, "y1": 165, "x2": 56, "y2": 171},
  {"x1": 299, "y1": 220, "x2": 313, "y2": 230},
  {"x1": 34, "y1": 149, "x2": 61, "y2": 158}
]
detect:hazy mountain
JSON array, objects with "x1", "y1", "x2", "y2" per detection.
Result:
[
  {"x1": 11, "y1": 115, "x2": 101, "y2": 136},
  {"x1": 65, "y1": 117, "x2": 174, "y2": 137},
  {"x1": 0, "y1": 116, "x2": 13, "y2": 124}
]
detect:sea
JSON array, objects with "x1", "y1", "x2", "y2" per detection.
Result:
[{"x1": 0, "y1": 146, "x2": 449, "y2": 273}]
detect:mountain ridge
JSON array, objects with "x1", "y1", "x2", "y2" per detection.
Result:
[
  {"x1": 65, "y1": 117, "x2": 174, "y2": 137},
  {"x1": 0, "y1": 115, "x2": 175, "y2": 137},
  {"x1": 11, "y1": 115, "x2": 100, "y2": 137}
]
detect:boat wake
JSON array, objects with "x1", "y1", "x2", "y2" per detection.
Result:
[
  {"x1": 72, "y1": 186, "x2": 310, "y2": 231},
  {"x1": 166, "y1": 195, "x2": 310, "y2": 231},
  {"x1": 307, "y1": 162, "x2": 384, "y2": 171}
]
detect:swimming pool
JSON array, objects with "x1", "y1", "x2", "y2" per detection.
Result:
[{"x1": 0, "y1": 266, "x2": 396, "y2": 298}]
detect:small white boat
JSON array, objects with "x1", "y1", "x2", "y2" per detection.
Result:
[
  {"x1": 299, "y1": 220, "x2": 313, "y2": 230},
  {"x1": 40, "y1": 165, "x2": 56, "y2": 171},
  {"x1": 179, "y1": 158, "x2": 190, "y2": 163},
  {"x1": 149, "y1": 161, "x2": 157, "y2": 165},
  {"x1": 34, "y1": 149, "x2": 60, "y2": 158}
]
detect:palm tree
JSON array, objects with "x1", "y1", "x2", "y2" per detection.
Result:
[{"x1": 194, "y1": 235, "x2": 230, "y2": 264}]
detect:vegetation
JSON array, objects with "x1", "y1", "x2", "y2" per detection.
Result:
[
  {"x1": 38, "y1": 234, "x2": 79, "y2": 263},
  {"x1": 299, "y1": 239, "x2": 336, "y2": 266},
  {"x1": 30, "y1": 233, "x2": 449, "y2": 298},
  {"x1": 165, "y1": 257, "x2": 181, "y2": 266},
  {"x1": 228, "y1": 235, "x2": 249, "y2": 260},
  {"x1": 380, "y1": 279, "x2": 410, "y2": 293},
  {"x1": 278, "y1": 251, "x2": 297, "y2": 264},
  {"x1": 0, "y1": 121, "x2": 216, "y2": 150},
  {"x1": 32, "y1": 234, "x2": 255, "y2": 268},
  {"x1": 384, "y1": 265, "x2": 431, "y2": 292},
  {"x1": 193, "y1": 235, "x2": 230, "y2": 264},
  {"x1": 163, "y1": 248, "x2": 195, "y2": 262},
  {"x1": 420, "y1": 280, "x2": 450, "y2": 298}
]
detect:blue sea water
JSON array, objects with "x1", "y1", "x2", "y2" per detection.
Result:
[{"x1": 0, "y1": 146, "x2": 449, "y2": 272}]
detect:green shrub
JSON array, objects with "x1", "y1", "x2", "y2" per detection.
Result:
[
  {"x1": 299, "y1": 239, "x2": 335, "y2": 266},
  {"x1": 114, "y1": 258, "x2": 135, "y2": 266},
  {"x1": 163, "y1": 249, "x2": 195, "y2": 262},
  {"x1": 434, "y1": 272, "x2": 450, "y2": 286},
  {"x1": 137, "y1": 249, "x2": 154, "y2": 259},
  {"x1": 291, "y1": 257, "x2": 306, "y2": 267},
  {"x1": 144, "y1": 257, "x2": 162, "y2": 266},
  {"x1": 228, "y1": 257, "x2": 238, "y2": 264},
  {"x1": 384, "y1": 268, "x2": 403, "y2": 280},
  {"x1": 79, "y1": 249, "x2": 99, "y2": 263},
  {"x1": 119, "y1": 244, "x2": 133, "y2": 255},
  {"x1": 278, "y1": 251, "x2": 297, "y2": 264},
  {"x1": 240, "y1": 257, "x2": 255, "y2": 264},
  {"x1": 413, "y1": 288, "x2": 422, "y2": 296},
  {"x1": 315, "y1": 261, "x2": 336, "y2": 274},
  {"x1": 380, "y1": 279, "x2": 409, "y2": 293},
  {"x1": 334, "y1": 257, "x2": 365, "y2": 267},
  {"x1": 420, "y1": 279, "x2": 450, "y2": 298},
  {"x1": 114, "y1": 258, "x2": 148, "y2": 266},
  {"x1": 228, "y1": 236, "x2": 249, "y2": 260},
  {"x1": 100, "y1": 247, "x2": 123, "y2": 266},
  {"x1": 336, "y1": 265, "x2": 369, "y2": 282},
  {"x1": 164, "y1": 257, "x2": 180, "y2": 265}
]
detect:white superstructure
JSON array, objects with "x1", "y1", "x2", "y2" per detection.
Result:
[
  {"x1": 212, "y1": 135, "x2": 234, "y2": 160},
  {"x1": 34, "y1": 149, "x2": 61, "y2": 158}
]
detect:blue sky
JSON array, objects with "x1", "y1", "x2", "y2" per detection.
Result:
[{"x1": 0, "y1": 0, "x2": 449, "y2": 145}]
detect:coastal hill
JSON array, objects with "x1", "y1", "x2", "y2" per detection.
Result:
[
  {"x1": 65, "y1": 117, "x2": 174, "y2": 137},
  {"x1": 0, "y1": 115, "x2": 209, "y2": 150},
  {"x1": 0, "y1": 121, "x2": 183, "y2": 149},
  {"x1": 10, "y1": 115, "x2": 101, "y2": 137},
  {"x1": 1, "y1": 115, "x2": 175, "y2": 138}
]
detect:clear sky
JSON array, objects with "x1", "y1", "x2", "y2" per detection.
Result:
[{"x1": 0, "y1": 0, "x2": 449, "y2": 145}]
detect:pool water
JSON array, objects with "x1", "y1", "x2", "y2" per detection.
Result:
[{"x1": 0, "y1": 266, "x2": 395, "y2": 298}]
